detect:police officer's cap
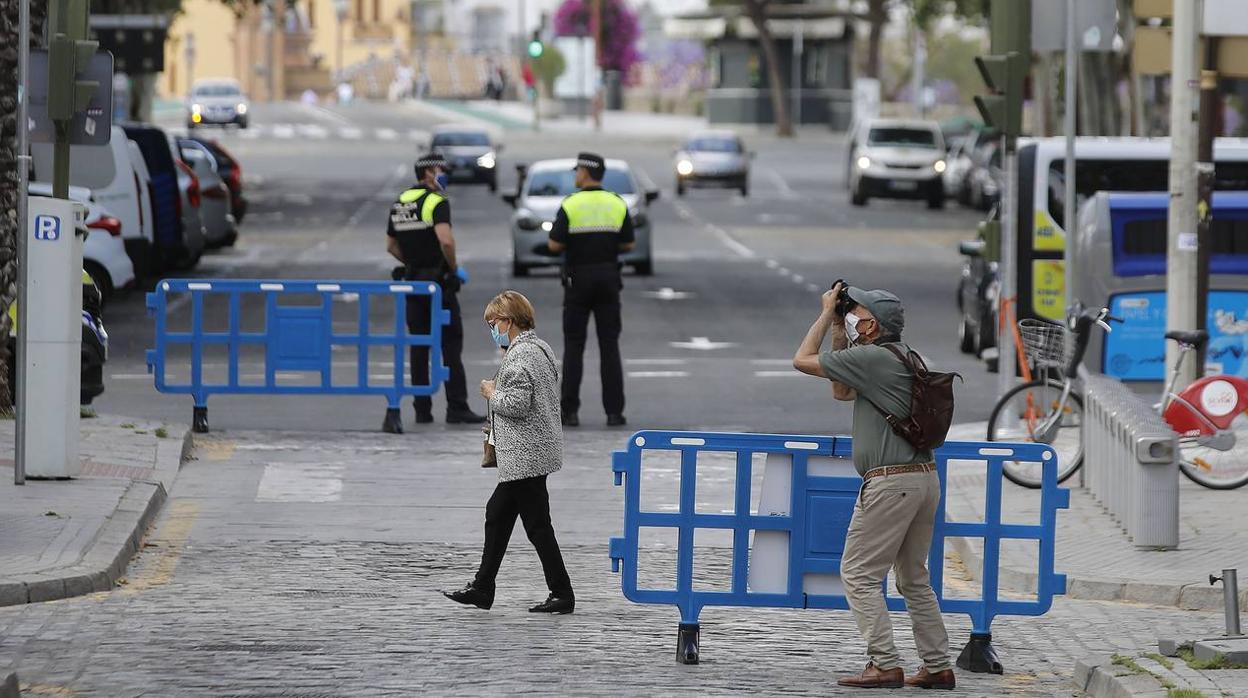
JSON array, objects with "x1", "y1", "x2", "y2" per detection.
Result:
[
  {"x1": 414, "y1": 152, "x2": 447, "y2": 177},
  {"x1": 573, "y1": 152, "x2": 606, "y2": 179}
]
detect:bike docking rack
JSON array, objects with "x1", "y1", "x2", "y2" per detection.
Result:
[
  {"x1": 146, "y1": 279, "x2": 450, "y2": 433},
  {"x1": 1082, "y1": 372, "x2": 1179, "y2": 549},
  {"x1": 610, "y1": 431, "x2": 1069, "y2": 671}
]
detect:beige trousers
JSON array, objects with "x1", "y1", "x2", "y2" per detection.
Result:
[{"x1": 840, "y1": 470, "x2": 951, "y2": 672}]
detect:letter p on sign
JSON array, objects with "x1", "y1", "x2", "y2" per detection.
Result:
[{"x1": 34, "y1": 215, "x2": 61, "y2": 241}]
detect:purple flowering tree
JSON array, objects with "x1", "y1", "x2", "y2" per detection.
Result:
[{"x1": 552, "y1": 0, "x2": 642, "y2": 77}]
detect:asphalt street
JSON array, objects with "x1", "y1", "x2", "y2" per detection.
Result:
[{"x1": 96, "y1": 100, "x2": 991, "y2": 436}]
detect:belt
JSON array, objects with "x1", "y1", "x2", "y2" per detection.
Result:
[{"x1": 862, "y1": 462, "x2": 936, "y2": 482}]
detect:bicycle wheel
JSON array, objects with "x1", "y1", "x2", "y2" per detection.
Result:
[
  {"x1": 1178, "y1": 411, "x2": 1248, "y2": 489},
  {"x1": 986, "y1": 379, "x2": 1084, "y2": 488}
]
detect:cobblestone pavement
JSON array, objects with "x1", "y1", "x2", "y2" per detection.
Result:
[{"x1": 0, "y1": 429, "x2": 1227, "y2": 695}]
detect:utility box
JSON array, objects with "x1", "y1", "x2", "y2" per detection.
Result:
[{"x1": 23, "y1": 196, "x2": 85, "y2": 478}]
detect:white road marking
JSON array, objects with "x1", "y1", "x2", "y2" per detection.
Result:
[
  {"x1": 627, "y1": 371, "x2": 690, "y2": 378},
  {"x1": 792, "y1": 274, "x2": 805, "y2": 284},
  {"x1": 408, "y1": 129, "x2": 430, "y2": 142},
  {"x1": 271, "y1": 124, "x2": 296, "y2": 139},
  {"x1": 256, "y1": 462, "x2": 344, "y2": 503},
  {"x1": 642, "y1": 287, "x2": 693, "y2": 301},
  {"x1": 806, "y1": 283, "x2": 821, "y2": 293},
  {"x1": 301, "y1": 103, "x2": 354, "y2": 126},
  {"x1": 750, "y1": 359, "x2": 793, "y2": 366},
  {"x1": 339, "y1": 127, "x2": 364, "y2": 139},
  {"x1": 376, "y1": 128, "x2": 399, "y2": 141},
  {"x1": 762, "y1": 167, "x2": 799, "y2": 200},
  {"x1": 755, "y1": 370, "x2": 802, "y2": 378},
  {"x1": 669, "y1": 200, "x2": 755, "y2": 259},
  {"x1": 670, "y1": 336, "x2": 738, "y2": 351},
  {"x1": 296, "y1": 124, "x2": 330, "y2": 139},
  {"x1": 625, "y1": 358, "x2": 688, "y2": 366},
  {"x1": 765, "y1": 259, "x2": 780, "y2": 269}
]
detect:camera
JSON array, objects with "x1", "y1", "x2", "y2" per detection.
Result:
[{"x1": 831, "y1": 279, "x2": 855, "y2": 318}]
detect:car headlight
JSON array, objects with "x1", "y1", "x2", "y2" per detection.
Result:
[
  {"x1": 934, "y1": 160, "x2": 947, "y2": 173},
  {"x1": 857, "y1": 156, "x2": 871, "y2": 170},
  {"x1": 541, "y1": 221, "x2": 553, "y2": 232},
  {"x1": 236, "y1": 103, "x2": 248, "y2": 115},
  {"x1": 676, "y1": 159, "x2": 694, "y2": 176},
  {"x1": 191, "y1": 103, "x2": 203, "y2": 113},
  {"x1": 477, "y1": 152, "x2": 496, "y2": 169}
]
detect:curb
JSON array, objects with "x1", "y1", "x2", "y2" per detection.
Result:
[
  {"x1": 1073, "y1": 655, "x2": 1169, "y2": 697},
  {"x1": 0, "y1": 427, "x2": 193, "y2": 607}
]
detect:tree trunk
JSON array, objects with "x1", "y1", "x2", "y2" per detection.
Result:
[
  {"x1": 865, "y1": 0, "x2": 887, "y2": 79},
  {"x1": 0, "y1": 0, "x2": 48, "y2": 412},
  {"x1": 743, "y1": 0, "x2": 793, "y2": 137}
]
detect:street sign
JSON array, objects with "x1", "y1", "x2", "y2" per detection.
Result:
[
  {"x1": 1032, "y1": 0, "x2": 1116, "y2": 52},
  {"x1": 27, "y1": 49, "x2": 113, "y2": 146},
  {"x1": 89, "y1": 14, "x2": 168, "y2": 73}
]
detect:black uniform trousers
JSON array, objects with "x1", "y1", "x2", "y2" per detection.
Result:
[
  {"x1": 406, "y1": 289, "x2": 469, "y2": 415},
  {"x1": 473, "y1": 474, "x2": 574, "y2": 598},
  {"x1": 561, "y1": 264, "x2": 624, "y2": 416}
]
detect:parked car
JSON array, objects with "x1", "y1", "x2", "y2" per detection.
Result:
[
  {"x1": 502, "y1": 158, "x2": 659, "y2": 277},
  {"x1": 174, "y1": 157, "x2": 207, "y2": 269},
  {"x1": 32, "y1": 125, "x2": 157, "y2": 277},
  {"x1": 673, "y1": 130, "x2": 752, "y2": 197},
  {"x1": 6, "y1": 269, "x2": 109, "y2": 408},
  {"x1": 189, "y1": 137, "x2": 247, "y2": 224},
  {"x1": 123, "y1": 123, "x2": 205, "y2": 269},
  {"x1": 178, "y1": 138, "x2": 237, "y2": 248},
  {"x1": 848, "y1": 118, "x2": 947, "y2": 209},
  {"x1": 943, "y1": 135, "x2": 975, "y2": 202},
  {"x1": 27, "y1": 183, "x2": 136, "y2": 304},
  {"x1": 966, "y1": 139, "x2": 1003, "y2": 211},
  {"x1": 428, "y1": 125, "x2": 500, "y2": 191},
  {"x1": 956, "y1": 207, "x2": 1000, "y2": 359},
  {"x1": 188, "y1": 78, "x2": 249, "y2": 129}
]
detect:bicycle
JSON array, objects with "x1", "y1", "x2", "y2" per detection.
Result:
[{"x1": 986, "y1": 305, "x2": 1248, "y2": 490}]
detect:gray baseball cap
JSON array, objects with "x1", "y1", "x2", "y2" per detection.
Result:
[{"x1": 847, "y1": 286, "x2": 904, "y2": 335}]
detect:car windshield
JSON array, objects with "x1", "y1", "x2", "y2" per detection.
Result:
[
  {"x1": 525, "y1": 169, "x2": 636, "y2": 197},
  {"x1": 432, "y1": 132, "x2": 491, "y2": 146},
  {"x1": 868, "y1": 127, "x2": 937, "y2": 149},
  {"x1": 194, "y1": 84, "x2": 241, "y2": 97},
  {"x1": 686, "y1": 137, "x2": 741, "y2": 153}
]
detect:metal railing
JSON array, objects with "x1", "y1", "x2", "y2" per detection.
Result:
[{"x1": 1081, "y1": 372, "x2": 1179, "y2": 549}]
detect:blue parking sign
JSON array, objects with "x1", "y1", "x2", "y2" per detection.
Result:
[{"x1": 33, "y1": 215, "x2": 60, "y2": 241}]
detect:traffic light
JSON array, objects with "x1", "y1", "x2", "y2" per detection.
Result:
[
  {"x1": 527, "y1": 31, "x2": 544, "y2": 58},
  {"x1": 46, "y1": 0, "x2": 99, "y2": 123},
  {"x1": 974, "y1": 53, "x2": 1025, "y2": 140}
]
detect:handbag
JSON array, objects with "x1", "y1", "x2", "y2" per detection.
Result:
[{"x1": 482, "y1": 410, "x2": 497, "y2": 468}]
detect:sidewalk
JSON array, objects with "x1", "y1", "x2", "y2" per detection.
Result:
[
  {"x1": 407, "y1": 98, "x2": 847, "y2": 143},
  {"x1": 944, "y1": 422, "x2": 1248, "y2": 611},
  {"x1": 0, "y1": 415, "x2": 190, "y2": 606}
]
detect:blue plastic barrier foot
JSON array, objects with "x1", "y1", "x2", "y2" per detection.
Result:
[
  {"x1": 676, "y1": 623, "x2": 700, "y2": 665},
  {"x1": 192, "y1": 407, "x2": 210, "y2": 434},
  {"x1": 382, "y1": 408, "x2": 404, "y2": 434},
  {"x1": 956, "y1": 632, "x2": 1003, "y2": 674}
]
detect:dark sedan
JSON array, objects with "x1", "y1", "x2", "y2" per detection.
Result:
[
  {"x1": 429, "y1": 126, "x2": 500, "y2": 192},
  {"x1": 956, "y1": 208, "x2": 1000, "y2": 365},
  {"x1": 674, "y1": 131, "x2": 751, "y2": 197}
]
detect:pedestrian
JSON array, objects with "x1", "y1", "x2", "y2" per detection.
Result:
[
  {"x1": 546, "y1": 152, "x2": 633, "y2": 428},
  {"x1": 384, "y1": 152, "x2": 486, "y2": 430},
  {"x1": 442, "y1": 290, "x2": 575, "y2": 614},
  {"x1": 792, "y1": 281, "x2": 956, "y2": 690}
]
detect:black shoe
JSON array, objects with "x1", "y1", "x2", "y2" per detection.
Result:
[
  {"x1": 529, "y1": 594, "x2": 574, "y2": 614},
  {"x1": 446, "y1": 408, "x2": 486, "y2": 424},
  {"x1": 414, "y1": 411, "x2": 434, "y2": 424},
  {"x1": 561, "y1": 412, "x2": 579, "y2": 427},
  {"x1": 442, "y1": 583, "x2": 494, "y2": 610},
  {"x1": 607, "y1": 414, "x2": 627, "y2": 427}
]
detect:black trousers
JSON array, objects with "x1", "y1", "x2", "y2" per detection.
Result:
[
  {"x1": 561, "y1": 267, "x2": 624, "y2": 416},
  {"x1": 407, "y1": 290, "x2": 469, "y2": 414},
  {"x1": 473, "y1": 475, "x2": 573, "y2": 598}
]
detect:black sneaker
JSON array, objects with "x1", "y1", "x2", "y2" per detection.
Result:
[
  {"x1": 446, "y1": 408, "x2": 487, "y2": 424},
  {"x1": 561, "y1": 412, "x2": 580, "y2": 427},
  {"x1": 529, "y1": 594, "x2": 574, "y2": 614},
  {"x1": 606, "y1": 414, "x2": 627, "y2": 427},
  {"x1": 414, "y1": 411, "x2": 434, "y2": 424},
  {"x1": 442, "y1": 583, "x2": 494, "y2": 610}
]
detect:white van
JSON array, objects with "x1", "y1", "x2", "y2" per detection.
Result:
[
  {"x1": 32, "y1": 125, "x2": 156, "y2": 277},
  {"x1": 1012, "y1": 137, "x2": 1248, "y2": 322}
]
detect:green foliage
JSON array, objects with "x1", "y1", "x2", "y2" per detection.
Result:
[
  {"x1": 913, "y1": 0, "x2": 988, "y2": 29},
  {"x1": 1166, "y1": 689, "x2": 1207, "y2": 698},
  {"x1": 532, "y1": 45, "x2": 566, "y2": 94},
  {"x1": 1177, "y1": 648, "x2": 1248, "y2": 671}
]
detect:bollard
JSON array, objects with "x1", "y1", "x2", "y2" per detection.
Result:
[{"x1": 1210, "y1": 569, "x2": 1243, "y2": 637}]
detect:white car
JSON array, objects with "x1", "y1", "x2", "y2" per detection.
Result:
[
  {"x1": 848, "y1": 118, "x2": 947, "y2": 209},
  {"x1": 27, "y1": 183, "x2": 136, "y2": 303},
  {"x1": 188, "y1": 78, "x2": 249, "y2": 129}
]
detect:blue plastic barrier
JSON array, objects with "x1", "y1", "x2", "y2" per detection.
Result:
[
  {"x1": 610, "y1": 431, "x2": 1069, "y2": 670},
  {"x1": 146, "y1": 279, "x2": 449, "y2": 433}
]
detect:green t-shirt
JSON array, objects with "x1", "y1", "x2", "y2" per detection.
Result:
[{"x1": 819, "y1": 342, "x2": 933, "y2": 476}]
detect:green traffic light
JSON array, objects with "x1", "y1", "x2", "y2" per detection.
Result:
[{"x1": 528, "y1": 40, "x2": 543, "y2": 58}]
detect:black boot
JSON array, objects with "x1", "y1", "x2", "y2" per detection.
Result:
[
  {"x1": 442, "y1": 583, "x2": 494, "y2": 610},
  {"x1": 606, "y1": 414, "x2": 627, "y2": 427},
  {"x1": 529, "y1": 593, "x2": 574, "y2": 614},
  {"x1": 446, "y1": 407, "x2": 486, "y2": 424},
  {"x1": 561, "y1": 411, "x2": 580, "y2": 427}
]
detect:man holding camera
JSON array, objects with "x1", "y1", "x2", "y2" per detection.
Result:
[
  {"x1": 384, "y1": 152, "x2": 486, "y2": 430},
  {"x1": 793, "y1": 282, "x2": 955, "y2": 691}
]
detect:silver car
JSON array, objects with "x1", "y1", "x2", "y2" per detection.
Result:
[
  {"x1": 674, "y1": 130, "x2": 751, "y2": 197},
  {"x1": 504, "y1": 158, "x2": 659, "y2": 277},
  {"x1": 187, "y1": 78, "x2": 249, "y2": 129},
  {"x1": 178, "y1": 138, "x2": 238, "y2": 248}
]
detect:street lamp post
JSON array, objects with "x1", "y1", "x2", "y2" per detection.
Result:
[{"x1": 334, "y1": 0, "x2": 348, "y2": 82}]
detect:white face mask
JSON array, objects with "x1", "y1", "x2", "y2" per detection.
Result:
[{"x1": 845, "y1": 312, "x2": 861, "y2": 344}]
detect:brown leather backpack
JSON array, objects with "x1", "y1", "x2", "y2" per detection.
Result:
[{"x1": 864, "y1": 343, "x2": 961, "y2": 451}]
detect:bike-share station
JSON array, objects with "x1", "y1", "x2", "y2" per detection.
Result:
[
  {"x1": 610, "y1": 430, "x2": 1068, "y2": 670},
  {"x1": 146, "y1": 279, "x2": 450, "y2": 433}
]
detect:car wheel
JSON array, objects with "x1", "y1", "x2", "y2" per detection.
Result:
[
  {"x1": 489, "y1": 177, "x2": 498, "y2": 193},
  {"x1": 676, "y1": 181, "x2": 686, "y2": 197},
  {"x1": 959, "y1": 315, "x2": 976, "y2": 354},
  {"x1": 83, "y1": 262, "x2": 113, "y2": 308},
  {"x1": 739, "y1": 179, "x2": 749, "y2": 197},
  {"x1": 238, "y1": 118, "x2": 249, "y2": 130},
  {"x1": 927, "y1": 187, "x2": 945, "y2": 210},
  {"x1": 511, "y1": 262, "x2": 529, "y2": 277},
  {"x1": 634, "y1": 259, "x2": 653, "y2": 276},
  {"x1": 851, "y1": 182, "x2": 867, "y2": 206}
]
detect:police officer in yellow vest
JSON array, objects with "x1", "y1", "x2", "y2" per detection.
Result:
[
  {"x1": 547, "y1": 152, "x2": 634, "y2": 427},
  {"x1": 385, "y1": 152, "x2": 486, "y2": 431}
]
